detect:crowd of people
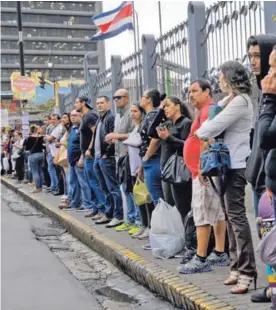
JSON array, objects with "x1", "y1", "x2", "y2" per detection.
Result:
[{"x1": 1, "y1": 33, "x2": 276, "y2": 305}]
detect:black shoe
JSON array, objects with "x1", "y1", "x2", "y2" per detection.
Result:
[
  {"x1": 45, "y1": 188, "x2": 53, "y2": 193},
  {"x1": 251, "y1": 287, "x2": 271, "y2": 303},
  {"x1": 52, "y1": 191, "x2": 62, "y2": 196},
  {"x1": 84, "y1": 211, "x2": 98, "y2": 218}
]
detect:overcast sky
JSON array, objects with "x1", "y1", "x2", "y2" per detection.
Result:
[{"x1": 102, "y1": 1, "x2": 215, "y2": 67}]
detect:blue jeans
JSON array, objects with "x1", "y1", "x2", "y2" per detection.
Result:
[
  {"x1": 94, "y1": 157, "x2": 123, "y2": 220},
  {"x1": 252, "y1": 190, "x2": 263, "y2": 218},
  {"x1": 69, "y1": 164, "x2": 94, "y2": 209},
  {"x1": 84, "y1": 157, "x2": 105, "y2": 214},
  {"x1": 29, "y1": 152, "x2": 44, "y2": 189},
  {"x1": 121, "y1": 183, "x2": 140, "y2": 224},
  {"x1": 143, "y1": 156, "x2": 164, "y2": 206},
  {"x1": 47, "y1": 154, "x2": 58, "y2": 191},
  {"x1": 24, "y1": 151, "x2": 32, "y2": 182}
]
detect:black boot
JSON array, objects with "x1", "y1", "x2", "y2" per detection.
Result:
[{"x1": 251, "y1": 287, "x2": 271, "y2": 303}]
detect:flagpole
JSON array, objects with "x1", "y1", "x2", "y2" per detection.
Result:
[
  {"x1": 158, "y1": 1, "x2": 166, "y2": 93},
  {"x1": 132, "y1": 1, "x2": 140, "y2": 100}
]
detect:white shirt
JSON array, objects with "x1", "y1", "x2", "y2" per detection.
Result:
[{"x1": 49, "y1": 123, "x2": 64, "y2": 156}]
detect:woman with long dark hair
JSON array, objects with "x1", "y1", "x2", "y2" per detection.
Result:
[
  {"x1": 148, "y1": 96, "x2": 192, "y2": 222},
  {"x1": 196, "y1": 61, "x2": 257, "y2": 294}
]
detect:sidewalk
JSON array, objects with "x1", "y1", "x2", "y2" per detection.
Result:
[{"x1": 1, "y1": 177, "x2": 271, "y2": 310}]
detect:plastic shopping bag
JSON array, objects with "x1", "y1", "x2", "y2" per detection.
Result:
[
  {"x1": 3, "y1": 157, "x2": 9, "y2": 171},
  {"x1": 149, "y1": 198, "x2": 184, "y2": 259},
  {"x1": 133, "y1": 178, "x2": 151, "y2": 206}
]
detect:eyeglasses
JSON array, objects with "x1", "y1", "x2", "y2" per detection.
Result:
[{"x1": 113, "y1": 95, "x2": 126, "y2": 100}]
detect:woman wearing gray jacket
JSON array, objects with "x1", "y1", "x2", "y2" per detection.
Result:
[{"x1": 196, "y1": 61, "x2": 257, "y2": 294}]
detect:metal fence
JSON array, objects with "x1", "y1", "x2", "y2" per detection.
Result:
[{"x1": 58, "y1": 1, "x2": 275, "y2": 113}]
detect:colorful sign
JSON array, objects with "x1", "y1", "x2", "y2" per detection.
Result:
[{"x1": 11, "y1": 74, "x2": 36, "y2": 100}]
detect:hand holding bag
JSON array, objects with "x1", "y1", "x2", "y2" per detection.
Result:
[
  {"x1": 161, "y1": 153, "x2": 191, "y2": 184},
  {"x1": 133, "y1": 177, "x2": 151, "y2": 206}
]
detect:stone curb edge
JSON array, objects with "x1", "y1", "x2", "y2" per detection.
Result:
[{"x1": 1, "y1": 177, "x2": 235, "y2": 310}]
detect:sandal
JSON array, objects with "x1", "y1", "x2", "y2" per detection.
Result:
[
  {"x1": 224, "y1": 271, "x2": 239, "y2": 285},
  {"x1": 231, "y1": 274, "x2": 257, "y2": 294}
]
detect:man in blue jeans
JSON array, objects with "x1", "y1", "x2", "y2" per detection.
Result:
[
  {"x1": 61, "y1": 110, "x2": 95, "y2": 211},
  {"x1": 105, "y1": 89, "x2": 140, "y2": 231},
  {"x1": 75, "y1": 96, "x2": 105, "y2": 215},
  {"x1": 93, "y1": 96, "x2": 124, "y2": 228}
]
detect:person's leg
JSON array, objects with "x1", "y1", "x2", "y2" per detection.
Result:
[
  {"x1": 143, "y1": 157, "x2": 163, "y2": 206},
  {"x1": 99, "y1": 158, "x2": 123, "y2": 220},
  {"x1": 43, "y1": 154, "x2": 51, "y2": 187},
  {"x1": 47, "y1": 154, "x2": 58, "y2": 191},
  {"x1": 84, "y1": 158, "x2": 105, "y2": 214},
  {"x1": 272, "y1": 194, "x2": 276, "y2": 220},
  {"x1": 225, "y1": 169, "x2": 256, "y2": 293},
  {"x1": 29, "y1": 154, "x2": 40, "y2": 189},
  {"x1": 38, "y1": 153, "x2": 44, "y2": 189},
  {"x1": 171, "y1": 181, "x2": 192, "y2": 222},
  {"x1": 15, "y1": 158, "x2": 21, "y2": 180},
  {"x1": 69, "y1": 165, "x2": 81, "y2": 208},
  {"x1": 162, "y1": 181, "x2": 175, "y2": 206},
  {"x1": 54, "y1": 164, "x2": 63, "y2": 194},
  {"x1": 18, "y1": 156, "x2": 25, "y2": 181},
  {"x1": 122, "y1": 183, "x2": 135, "y2": 224}
]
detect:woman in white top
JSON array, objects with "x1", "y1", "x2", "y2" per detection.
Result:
[
  {"x1": 12, "y1": 131, "x2": 25, "y2": 183},
  {"x1": 196, "y1": 61, "x2": 257, "y2": 294}
]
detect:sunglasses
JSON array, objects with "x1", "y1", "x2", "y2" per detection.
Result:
[{"x1": 113, "y1": 95, "x2": 126, "y2": 100}]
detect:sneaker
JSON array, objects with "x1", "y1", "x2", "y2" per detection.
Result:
[
  {"x1": 96, "y1": 215, "x2": 111, "y2": 225},
  {"x1": 106, "y1": 218, "x2": 124, "y2": 228},
  {"x1": 84, "y1": 210, "x2": 98, "y2": 218},
  {"x1": 75, "y1": 207, "x2": 90, "y2": 212},
  {"x1": 178, "y1": 255, "x2": 212, "y2": 274},
  {"x1": 92, "y1": 213, "x2": 105, "y2": 221},
  {"x1": 131, "y1": 226, "x2": 146, "y2": 238},
  {"x1": 143, "y1": 244, "x2": 152, "y2": 250},
  {"x1": 207, "y1": 251, "x2": 230, "y2": 267},
  {"x1": 115, "y1": 222, "x2": 134, "y2": 232},
  {"x1": 129, "y1": 225, "x2": 142, "y2": 235},
  {"x1": 180, "y1": 248, "x2": 196, "y2": 264},
  {"x1": 138, "y1": 227, "x2": 150, "y2": 240}
]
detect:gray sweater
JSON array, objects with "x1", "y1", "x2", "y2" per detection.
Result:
[{"x1": 196, "y1": 94, "x2": 253, "y2": 169}]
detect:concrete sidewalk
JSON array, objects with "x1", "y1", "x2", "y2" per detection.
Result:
[{"x1": 1, "y1": 177, "x2": 271, "y2": 310}]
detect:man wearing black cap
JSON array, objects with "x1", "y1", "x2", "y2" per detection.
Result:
[{"x1": 75, "y1": 96, "x2": 105, "y2": 216}]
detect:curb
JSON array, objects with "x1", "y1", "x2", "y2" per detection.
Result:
[{"x1": 1, "y1": 177, "x2": 235, "y2": 310}]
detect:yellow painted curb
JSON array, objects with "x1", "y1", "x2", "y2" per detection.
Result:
[{"x1": 1, "y1": 177, "x2": 236, "y2": 310}]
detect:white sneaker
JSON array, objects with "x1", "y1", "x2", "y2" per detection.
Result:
[
  {"x1": 138, "y1": 227, "x2": 150, "y2": 240},
  {"x1": 106, "y1": 218, "x2": 124, "y2": 228}
]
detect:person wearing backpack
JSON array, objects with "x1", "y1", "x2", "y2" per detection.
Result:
[{"x1": 195, "y1": 61, "x2": 257, "y2": 294}]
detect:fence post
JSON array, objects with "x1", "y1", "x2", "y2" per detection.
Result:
[
  {"x1": 58, "y1": 93, "x2": 65, "y2": 114},
  {"x1": 264, "y1": 2, "x2": 276, "y2": 34},
  {"x1": 142, "y1": 34, "x2": 157, "y2": 90},
  {"x1": 111, "y1": 55, "x2": 122, "y2": 95},
  {"x1": 188, "y1": 1, "x2": 208, "y2": 81},
  {"x1": 87, "y1": 70, "x2": 98, "y2": 110},
  {"x1": 71, "y1": 83, "x2": 79, "y2": 109}
]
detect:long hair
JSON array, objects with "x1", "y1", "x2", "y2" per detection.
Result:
[
  {"x1": 220, "y1": 61, "x2": 252, "y2": 95},
  {"x1": 145, "y1": 89, "x2": 166, "y2": 108},
  {"x1": 166, "y1": 96, "x2": 192, "y2": 120},
  {"x1": 62, "y1": 113, "x2": 72, "y2": 131}
]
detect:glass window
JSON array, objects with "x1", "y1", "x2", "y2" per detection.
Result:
[{"x1": 22, "y1": 1, "x2": 95, "y2": 12}]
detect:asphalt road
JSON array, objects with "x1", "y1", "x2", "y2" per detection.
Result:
[{"x1": 1, "y1": 197, "x2": 103, "y2": 310}]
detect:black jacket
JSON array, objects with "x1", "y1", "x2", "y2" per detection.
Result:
[
  {"x1": 259, "y1": 93, "x2": 276, "y2": 195},
  {"x1": 245, "y1": 34, "x2": 276, "y2": 194},
  {"x1": 148, "y1": 108, "x2": 192, "y2": 168},
  {"x1": 92, "y1": 110, "x2": 115, "y2": 157}
]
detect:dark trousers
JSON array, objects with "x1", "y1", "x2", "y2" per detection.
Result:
[
  {"x1": 162, "y1": 180, "x2": 192, "y2": 223},
  {"x1": 54, "y1": 164, "x2": 64, "y2": 195},
  {"x1": 15, "y1": 156, "x2": 25, "y2": 181},
  {"x1": 139, "y1": 203, "x2": 155, "y2": 228},
  {"x1": 42, "y1": 154, "x2": 51, "y2": 187},
  {"x1": 224, "y1": 169, "x2": 256, "y2": 277}
]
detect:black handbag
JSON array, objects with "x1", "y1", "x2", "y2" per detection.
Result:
[{"x1": 161, "y1": 153, "x2": 191, "y2": 184}]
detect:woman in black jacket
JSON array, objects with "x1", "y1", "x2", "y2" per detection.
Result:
[
  {"x1": 148, "y1": 96, "x2": 192, "y2": 221},
  {"x1": 259, "y1": 71, "x2": 276, "y2": 219}
]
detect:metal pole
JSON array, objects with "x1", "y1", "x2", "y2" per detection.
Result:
[
  {"x1": 132, "y1": 2, "x2": 140, "y2": 101},
  {"x1": 135, "y1": 10, "x2": 143, "y2": 97},
  {"x1": 16, "y1": 1, "x2": 25, "y2": 76},
  {"x1": 158, "y1": 2, "x2": 165, "y2": 93}
]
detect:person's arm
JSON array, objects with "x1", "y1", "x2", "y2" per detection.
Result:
[
  {"x1": 103, "y1": 114, "x2": 115, "y2": 157},
  {"x1": 147, "y1": 108, "x2": 166, "y2": 137},
  {"x1": 143, "y1": 138, "x2": 160, "y2": 162},
  {"x1": 85, "y1": 126, "x2": 96, "y2": 158},
  {"x1": 196, "y1": 96, "x2": 249, "y2": 140},
  {"x1": 259, "y1": 94, "x2": 276, "y2": 150},
  {"x1": 85, "y1": 113, "x2": 98, "y2": 158}
]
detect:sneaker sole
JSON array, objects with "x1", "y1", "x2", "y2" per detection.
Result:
[
  {"x1": 116, "y1": 227, "x2": 132, "y2": 232},
  {"x1": 178, "y1": 266, "x2": 212, "y2": 274},
  {"x1": 208, "y1": 261, "x2": 230, "y2": 267}
]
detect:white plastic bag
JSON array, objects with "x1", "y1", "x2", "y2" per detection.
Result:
[
  {"x1": 3, "y1": 157, "x2": 9, "y2": 171},
  {"x1": 150, "y1": 198, "x2": 184, "y2": 259}
]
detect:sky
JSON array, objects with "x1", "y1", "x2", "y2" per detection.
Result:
[{"x1": 102, "y1": 1, "x2": 215, "y2": 67}]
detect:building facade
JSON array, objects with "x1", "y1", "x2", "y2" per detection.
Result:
[{"x1": 1, "y1": 1, "x2": 105, "y2": 91}]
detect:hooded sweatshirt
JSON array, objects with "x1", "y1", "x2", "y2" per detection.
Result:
[{"x1": 245, "y1": 34, "x2": 276, "y2": 194}]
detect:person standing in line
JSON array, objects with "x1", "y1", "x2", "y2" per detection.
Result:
[
  {"x1": 60, "y1": 110, "x2": 95, "y2": 211},
  {"x1": 45, "y1": 114, "x2": 64, "y2": 195},
  {"x1": 93, "y1": 96, "x2": 124, "y2": 227},
  {"x1": 74, "y1": 96, "x2": 105, "y2": 215},
  {"x1": 12, "y1": 131, "x2": 25, "y2": 183},
  {"x1": 42, "y1": 115, "x2": 53, "y2": 188},
  {"x1": 148, "y1": 96, "x2": 192, "y2": 223},
  {"x1": 105, "y1": 89, "x2": 139, "y2": 231},
  {"x1": 178, "y1": 79, "x2": 228, "y2": 275}
]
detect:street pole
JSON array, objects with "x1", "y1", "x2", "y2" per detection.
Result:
[
  {"x1": 16, "y1": 1, "x2": 25, "y2": 76},
  {"x1": 158, "y1": 2, "x2": 166, "y2": 93},
  {"x1": 134, "y1": 9, "x2": 143, "y2": 98},
  {"x1": 132, "y1": 2, "x2": 140, "y2": 101}
]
